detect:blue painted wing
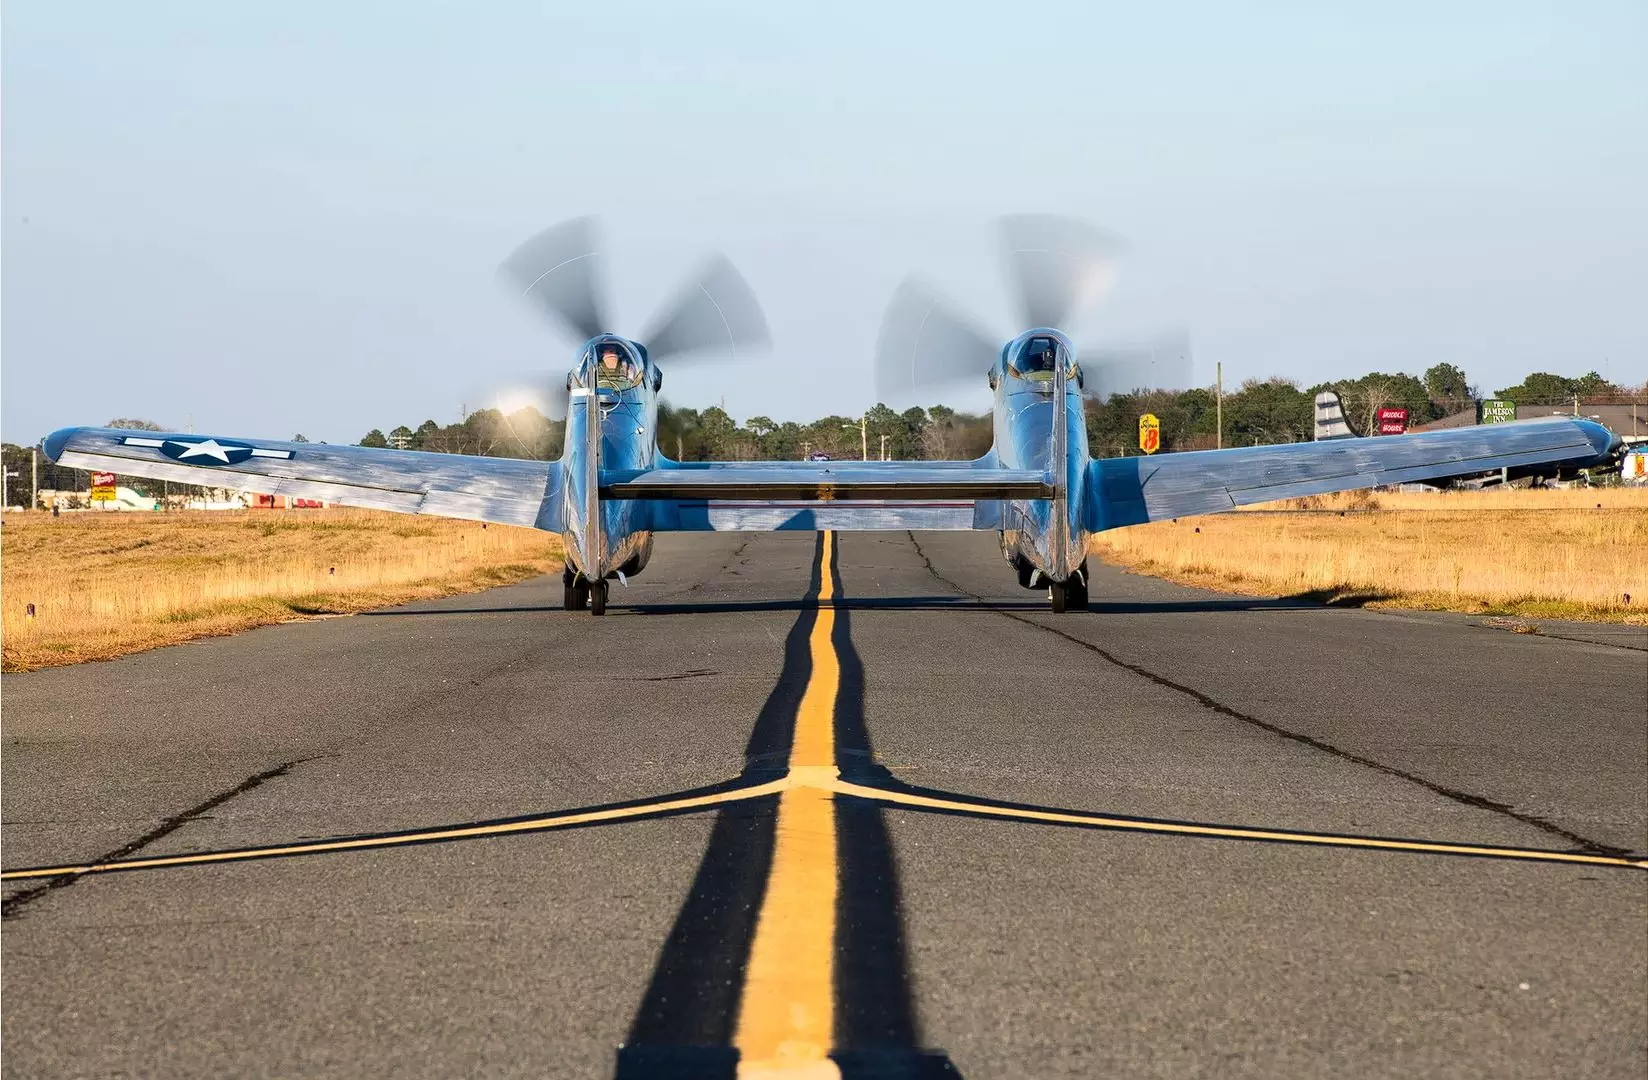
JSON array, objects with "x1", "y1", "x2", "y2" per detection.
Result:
[
  {"x1": 1088, "y1": 417, "x2": 1619, "y2": 529},
  {"x1": 43, "y1": 427, "x2": 564, "y2": 529}
]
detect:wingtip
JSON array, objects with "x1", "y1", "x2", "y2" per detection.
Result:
[
  {"x1": 1573, "y1": 417, "x2": 1622, "y2": 458},
  {"x1": 41, "y1": 427, "x2": 79, "y2": 464}
]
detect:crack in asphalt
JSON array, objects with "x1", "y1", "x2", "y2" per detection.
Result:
[
  {"x1": 2, "y1": 757, "x2": 318, "y2": 920},
  {"x1": 904, "y1": 532, "x2": 1636, "y2": 860}
]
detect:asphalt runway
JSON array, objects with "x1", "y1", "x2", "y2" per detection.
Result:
[{"x1": 4, "y1": 530, "x2": 1645, "y2": 1079}]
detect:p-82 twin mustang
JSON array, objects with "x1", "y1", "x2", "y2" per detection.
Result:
[{"x1": 44, "y1": 217, "x2": 1619, "y2": 614}]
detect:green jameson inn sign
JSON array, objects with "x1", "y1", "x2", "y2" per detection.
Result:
[{"x1": 1479, "y1": 399, "x2": 1517, "y2": 424}]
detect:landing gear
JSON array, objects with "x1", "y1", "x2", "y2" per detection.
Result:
[
  {"x1": 563, "y1": 565, "x2": 590, "y2": 611},
  {"x1": 1048, "y1": 566, "x2": 1089, "y2": 614},
  {"x1": 589, "y1": 580, "x2": 609, "y2": 616}
]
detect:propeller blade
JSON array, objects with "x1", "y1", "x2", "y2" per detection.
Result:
[
  {"x1": 1078, "y1": 331, "x2": 1195, "y2": 398},
  {"x1": 640, "y1": 254, "x2": 771, "y2": 365},
  {"x1": 873, "y1": 278, "x2": 1001, "y2": 401},
  {"x1": 498, "y1": 216, "x2": 609, "y2": 342},
  {"x1": 998, "y1": 214, "x2": 1123, "y2": 330}
]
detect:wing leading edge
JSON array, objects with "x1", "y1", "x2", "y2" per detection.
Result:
[
  {"x1": 43, "y1": 427, "x2": 564, "y2": 530},
  {"x1": 1089, "y1": 416, "x2": 1618, "y2": 529}
]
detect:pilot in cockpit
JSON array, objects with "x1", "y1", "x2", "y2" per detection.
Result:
[
  {"x1": 595, "y1": 343, "x2": 641, "y2": 391},
  {"x1": 1017, "y1": 336, "x2": 1061, "y2": 381}
]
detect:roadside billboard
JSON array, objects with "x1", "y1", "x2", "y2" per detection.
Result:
[
  {"x1": 1138, "y1": 414, "x2": 1160, "y2": 454},
  {"x1": 1478, "y1": 399, "x2": 1516, "y2": 424},
  {"x1": 90, "y1": 471, "x2": 117, "y2": 502},
  {"x1": 1376, "y1": 407, "x2": 1408, "y2": 435}
]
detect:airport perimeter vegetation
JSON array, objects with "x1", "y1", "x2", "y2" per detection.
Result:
[{"x1": 2, "y1": 487, "x2": 1644, "y2": 672}]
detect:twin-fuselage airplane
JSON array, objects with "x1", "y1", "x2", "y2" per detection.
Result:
[{"x1": 43, "y1": 220, "x2": 1620, "y2": 615}]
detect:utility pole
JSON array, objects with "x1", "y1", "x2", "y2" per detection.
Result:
[
  {"x1": 860, "y1": 416, "x2": 868, "y2": 462},
  {"x1": 31, "y1": 448, "x2": 39, "y2": 511},
  {"x1": 879, "y1": 433, "x2": 889, "y2": 461},
  {"x1": 1215, "y1": 361, "x2": 1224, "y2": 450}
]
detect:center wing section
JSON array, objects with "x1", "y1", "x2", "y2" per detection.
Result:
[
  {"x1": 601, "y1": 463, "x2": 1052, "y2": 502},
  {"x1": 43, "y1": 427, "x2": 563, "y2": 530},
  {"x1": 604, "y1": 462, "x2": 1051, "y2": 532}
]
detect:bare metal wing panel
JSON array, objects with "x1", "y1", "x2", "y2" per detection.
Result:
[
  {"x1": 649, "y1": 500, "x2": 986, "y2": 532},
  {"x1": 43, "y1": 427, "x2": 561, "y2": 529},
  {"x1": 1089, "y1": 417, "x2": 1618, "y2": 528},
  {"x1": 602, "y1": 464, "x2": 1052, "y2": 502}
]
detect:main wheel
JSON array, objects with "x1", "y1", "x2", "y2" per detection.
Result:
[
  {"x1": 590, "y1": 580, "x2": 609, "y2": 616},
  {"x1": 1049, "y1": 581, "x2": 1068, "y2": 613},
  {"x1": 564, "y1": 579, "x2": 589, "y2": 611}
]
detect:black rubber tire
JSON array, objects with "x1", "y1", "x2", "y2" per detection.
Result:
[
  {"x1": 1067, "y1": 574, "x2": 1089, "y2": 611},
  {"x1": 565, "y1": 580, "x2": 589, "y2": 611},
  {"x1": 1049, "y1": 581, "x2": 1068, "y2": 614},
  {"x1": 1016, "y1": 559, "x2": 1037, "y2": 590},
  {"x1": 590, "y1": 580, "x2": 608, "y2": 616}
]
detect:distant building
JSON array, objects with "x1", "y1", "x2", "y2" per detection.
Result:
[{"x1": 1412, "y1": 403, "x2": 1647, "y2": 439}]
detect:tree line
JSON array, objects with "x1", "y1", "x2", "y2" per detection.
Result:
[
  {"x1": 3, "y1": 366, "x2": 1639, "y2": 508},
  {"x1": 357, "y1": 366, "x2": 1642, "y2": 463}
]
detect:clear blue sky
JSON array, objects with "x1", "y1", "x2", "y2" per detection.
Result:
[{"x1": 4, "y1": 0, "x2": 1644, "y2": 444}]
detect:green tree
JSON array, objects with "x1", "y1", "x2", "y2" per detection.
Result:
[
  {"x1": 106, "y1": 418, "x2": 165, "y2": 431},
  {"x1": 1497, "y1": 372, "x2": 1576, "y2": 404},
  {"x1": 1423, "y1": 363, "x2": 1471, "y2": 409},
  {"x1": 412, "y1": 419, "x2": 442, "y2": 451},
  {"x1": 360, "y1": 429, "x2": 390, "y2": 448},
  {"x1": 388, "y1": 425, "x2": 414, "y2": 449},
  {"x1": 292, "y1": 433, "x2": 310, "y2": 443}
]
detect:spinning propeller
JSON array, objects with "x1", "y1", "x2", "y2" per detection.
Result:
[
  {"x1": 486, "y1": 217, "x2": 770, "y2": 436},
  {"x1": 874, "y1": 215, "x2": 1193, "y2": 401}
]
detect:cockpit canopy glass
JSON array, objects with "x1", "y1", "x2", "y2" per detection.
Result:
[
  {"x1": 1008, "y1": 335, "x2": 1071, "y2": 382},
  {"x1": 578, "y1": 339, "x2": 645, "y2": 392}
]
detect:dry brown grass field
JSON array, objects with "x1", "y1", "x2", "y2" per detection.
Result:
[
  {"x1": 2, "y1": 509, "x2": 563, "y2": 672},
  {"x1": 1092, "y1": 486, "x2": 1648, "y2": 623}
]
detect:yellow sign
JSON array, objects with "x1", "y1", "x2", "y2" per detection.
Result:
[
  {"x1": 90, "y1": 487, "x2": 117, "y2": 501},
  {"x1": 1138, "y1": 413, "x2": 1161, "y2": 455}
]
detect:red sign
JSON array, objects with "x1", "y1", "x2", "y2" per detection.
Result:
[
  {"x1": 1376, "y1": 407, "x2": 1408, "y2": 436},
  {"x1": 92, "y1": 472, "x2": 116, "y2": 487}
]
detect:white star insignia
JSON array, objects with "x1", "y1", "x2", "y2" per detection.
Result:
[{"x1": 172, "y1": 439, "x2": 234, "y2": 463}]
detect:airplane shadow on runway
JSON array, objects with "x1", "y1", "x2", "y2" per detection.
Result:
[
  {"x1": 4, "y1": 544, "x2": 1640, "y2": 1075},
  {"x1": 359, "y1": 594, "x2": 1343, "y2": 619}
]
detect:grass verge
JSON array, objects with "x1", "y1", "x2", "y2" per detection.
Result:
[
  {"x1": 1091, "y1": 488, "x2": 1648, "y2": 623},
  {"x1": 2, "y1": 510, "x2": 563, "y2": 672}
]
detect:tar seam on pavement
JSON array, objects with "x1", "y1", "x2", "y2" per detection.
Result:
[
  {"x1": 1, "y1": 756, "x2": 319, "y2": 920},
  {"x1": 904, "y1": 532, "x2": 1641, "y2": 861}
]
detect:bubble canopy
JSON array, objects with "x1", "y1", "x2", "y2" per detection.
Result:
[{"x1": 577, "y1": 336, "x2": 646, "y2": 392}]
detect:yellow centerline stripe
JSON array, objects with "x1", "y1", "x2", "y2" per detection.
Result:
[
  {"x1": 0, "y1": 780, "x2": 787, "y2": 881},
  {"x1": 831, "y1": 780, "x2": 1648, "y2": 871},
  {"x1": 734, "y1": 531, "x2": 843, "y2": 1079}
]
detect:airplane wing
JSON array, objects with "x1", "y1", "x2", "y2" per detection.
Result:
[
  {"x1": 1090, "y1": 417, "x2": 1619, "y2": 528},
  {"x1": 602, "y1": 463, "x2": 1051, "y2": 502},
  {"x1": 42, "y1": 427, "x2": 563, "y2": 529},
  {"x1": 601, "y1": 462, "x2": 1050, "y2": 532}
]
